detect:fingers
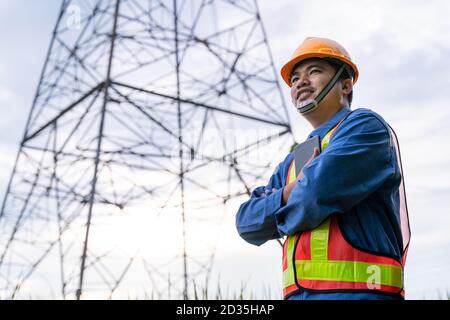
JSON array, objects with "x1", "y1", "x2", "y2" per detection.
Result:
[
  {"x1": 309, "y1": 147, "x2": 320, "y2": 161},
  {"x1": 314, "y1": 147, "x2": 320, "y2": 156}
]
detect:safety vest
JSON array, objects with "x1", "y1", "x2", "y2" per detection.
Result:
[{"x1": 282, "y1": 115, "x2": 410, "y2": 298}]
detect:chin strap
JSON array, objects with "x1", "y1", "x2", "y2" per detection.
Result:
[{"x1": 296, "y1": 63, "x2": 346, "y2": 114}]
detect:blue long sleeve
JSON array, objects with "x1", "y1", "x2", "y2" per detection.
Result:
[
  {"x1": 235, "y1": 154, "x2": 292, "y2": 246},
  {"x1": 235, "y1": 107, "x2": 401, "y2": 255},
  {"x1": 275, "y1": 111, "x2": 396, "y2": 235}
]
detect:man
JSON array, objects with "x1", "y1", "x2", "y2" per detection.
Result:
[{"x1": 235, "y1": 37, "x2": 410, "y2": 300}]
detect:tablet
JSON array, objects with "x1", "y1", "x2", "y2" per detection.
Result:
[{"x1": 293, "y1": 135, "x2": 321, "y2": 176}]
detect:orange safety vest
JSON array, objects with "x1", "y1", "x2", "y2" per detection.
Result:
[{"x1": 282, "y1": 116, "x2": 410, "y2": 298}]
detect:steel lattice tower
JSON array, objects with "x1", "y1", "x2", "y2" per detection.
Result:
[{"x1": 0, "y1": 0, "x2": 293, "y2": 299}]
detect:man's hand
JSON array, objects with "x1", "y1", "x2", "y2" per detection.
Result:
[{"x1": 281, "y1": 147, "x2": 320, "y2": 205}]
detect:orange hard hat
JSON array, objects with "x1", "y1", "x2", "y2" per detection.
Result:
[{"x1": 280, "y1": 37, "x2": 359, "y2": 87}]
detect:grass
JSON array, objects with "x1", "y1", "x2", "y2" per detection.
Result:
[
  {"x1": 182, "y1": 277, "x2": 280, "y2": 300},
  {"x1": 436, "y1": 289, "x2": 450, "y2": 300},
  {"x1": 135, "y1": 275, "x2": 281, "y2": 300}
]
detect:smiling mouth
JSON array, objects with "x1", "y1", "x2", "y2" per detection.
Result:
[{"x1": 297, "y1": 90, "x2": 315, "y2": 102}]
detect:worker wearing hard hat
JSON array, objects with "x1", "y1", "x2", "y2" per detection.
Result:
[{"x1": 235, "y1": 37, "x2": 411, "y2": 300}]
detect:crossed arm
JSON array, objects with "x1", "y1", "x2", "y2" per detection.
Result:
[{"x1": 235, "y1": 113, "x2": 394, "y2": 246}]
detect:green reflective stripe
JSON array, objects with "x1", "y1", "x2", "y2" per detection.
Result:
[
  {"x1": 295, "y1": 260, "x2": 403, "y2": 288},
  {"x1": 288, "y1": 161, "x2": 296, "y2": 183},
  {"x1": 283, "y1": 236, "x2": 296, "y2": 288},
  {"x1": 310, "y1": 218, "x2": 330, "y2": 260},
  {"x1": 309, "y1": 129, "x2": 333, "y2": 262},
  {"x1": 283, "y1": 162, "x2": 297, "y2": 291},
  {"x1": 321, "y1": 129, "x2": 333, "y2": 150},
  {"x1": 283, "y1": 270, "x2": 295, "y2": 289}
]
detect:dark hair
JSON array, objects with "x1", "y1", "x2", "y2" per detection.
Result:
[{"x1": 325, "y1": 59, "x2": 354, "y2": 106}]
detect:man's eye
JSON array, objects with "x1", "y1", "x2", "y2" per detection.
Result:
[
  {"x1": 291, "y1": 77, "x2": 299, "y2": 83},
  {"x1": 310, "y1": 69, "x2": 321, "y2": 74}
]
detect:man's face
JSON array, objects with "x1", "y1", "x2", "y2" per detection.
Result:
[{"x1": 290, "y1": 58, "x2": 345, "y2": 112}]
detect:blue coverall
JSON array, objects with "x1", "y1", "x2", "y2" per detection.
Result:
[{"x1": 235, "y1": 107, "x2": 404, "y2": 300}]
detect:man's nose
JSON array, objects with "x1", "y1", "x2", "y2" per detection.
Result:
[{"x1": 295, "y1": 73, "x2": 310, "y2": 89}]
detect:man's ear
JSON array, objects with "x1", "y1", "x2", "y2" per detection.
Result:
[{"x1": 342, "y1": 78, "x2": 353, "y2": 95}]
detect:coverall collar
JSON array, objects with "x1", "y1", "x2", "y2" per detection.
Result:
[{"x1": 308, "y1": 107, "x2": 351, "y2": 139}]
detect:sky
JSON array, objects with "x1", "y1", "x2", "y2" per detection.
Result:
[{"x1": 1, "y1": 0, "x2": 450, "y2": 299}]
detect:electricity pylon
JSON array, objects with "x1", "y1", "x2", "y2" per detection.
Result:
[{"x1": 0, "y1": 0, "x2": 292, "y2": 299}]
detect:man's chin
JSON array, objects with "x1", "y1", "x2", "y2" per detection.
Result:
[{"x1": 295, "y1": 98, "x2": 318, "y2": 115}]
